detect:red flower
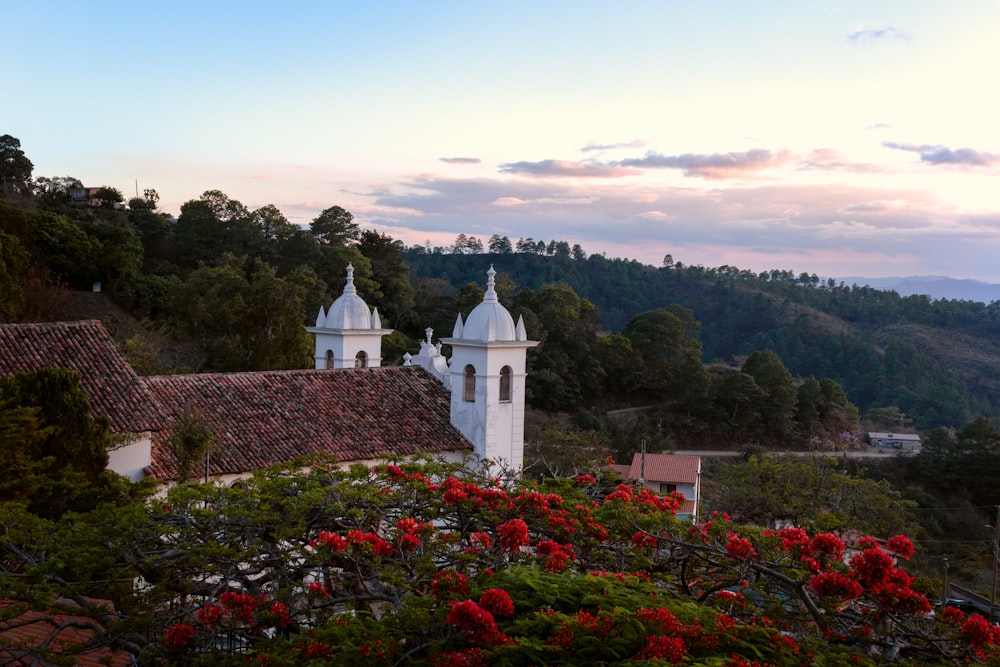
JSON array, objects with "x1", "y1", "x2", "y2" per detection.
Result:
[
  {"x1": 469, "y1": 531, "x2": 492, "y2": 550},
  {"x1": 632, "y1": 531, "x2": 659, "y2": 549},
  {"x1": 479, "y1": 588, "x2": 515, "y2": 617},
  {"x1": 446, "y1": 600, "x2": 510, "y2": 646},
  {"x1": 346, "y1": 529, "x2": 394, "y2": 556},
  {"x1": 396, "y1": 517, "x2": 421, "y2": 533},
  {"x1": 432, "y1": 570, "x2": 470, "y2": 599},
  {"x1": 724, "y1": 533, "x2": 757, "y2": 560},
  {"x1": 808, "y1": 572, "x2": 863, "y2": 600},
  {"x1": 496, "y1": 518, "x2": 530, "y2": 551},
  {"x1": 809, "y1": 532, "x2": 845, "y2": 561},
  {"x1": 636, "y1": 635, "x2": 686, "y2": 662},
  {"x1": 767, "y1": 526, "x2": 810, "y2": 552},
  {"x1": 574, "y1": 474, "x2": 597, "y2": 486},
  {"x1": 962, "y1": 613, "x2": 1000, "y2": 648},
  {"x1": 220, "y1": 591, "x2": 260, "y2": 625},
  {"x1": 164, "y1": 622, "x2": 196, "y2": 652},
  {"x1": 536, "y1": 540, "x2": 575, "y2": 572},
  {"x1": 314, "y1": 530, "x2": 347, "y2": 551},
  {"x1": 886, "y1": 534, "x2": 916, "y2": 560},
  {"x1": 268, "y1": 602, "x2": 291, "y2": 629},
  {"x1": 196, "y1": 602, "x2": 224, "y2": 628},
  {"x1": 430, "y1": 648, "x2": 487, "y2": 667}
]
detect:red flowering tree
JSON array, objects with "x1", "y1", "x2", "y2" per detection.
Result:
[{"x1": 2, "y1": 455, "x2": 998, "y2": 665}]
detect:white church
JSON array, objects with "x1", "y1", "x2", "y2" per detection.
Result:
[{"x1": 0, "y1": 266, "x2": 537, "y2": 484}]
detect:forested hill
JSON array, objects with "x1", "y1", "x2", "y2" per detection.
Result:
[{"x1": 405, "y1": 249, "x2": 1000, "y2": 430}]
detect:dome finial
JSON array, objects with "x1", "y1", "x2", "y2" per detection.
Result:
[
  {"x1": 484, "y1": 265, "x2": 498, "y2": 303},
  {"x1": 344, "y1": 263, "x2": 357, "y2": 295}
]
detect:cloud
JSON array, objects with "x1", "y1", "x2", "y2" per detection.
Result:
[
  {"x1": 848, "y1": 26, "x2": 909, "y2": 42},
  {"x1": 359, "y1": 171, "x2": 1000, "y2": 280},
  {"x1": 497, "y1": 159, "x2": 639, "y2": 178},
  {"x1": 440, "y1": 157, "x2": 481, "y2": 165},
  {"x1": 580, "y1": 139, "x2": 647, "y2": 152},
  {"x1": 798, "y1": 149, "x2": 882, "y2": 174},
  {"x1": 883, "y1": 142, "x2": 1000, "y2": 166},
  {"x1": 615, "y1": 149, "x2": 794, "y2": 179}
]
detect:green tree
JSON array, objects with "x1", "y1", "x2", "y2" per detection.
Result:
[
  {"x1": 32, "y1": 175, "x2": 82, "y2": 203},
  {"x1": 705, "y1": 454, "x2": 918, "y2": 536},
  {"x1": 516, "y1": 284, "x2": 604, "y2": 411},
  {"x1": 741, "y1": 350, "x2": 797, "y2": 444},
  {"x1": 357, "y1": 230, "x2": 415, "y2": 328},
  {"x1": 171, "y1": 255, "x2": 314, "y2": 371},
  {"x1": 80, "y1": 215, "x2": 143, "y2": 290},
  {"x1": 174, "y1": 191, "x2": 263, "y2": 269},
  {"x1": 487, "y1": 234, "x2": 513, "y2": 254},
  {"x1": 310, "y1": 205, "x2": 359, "y2": 246},
  {"x1": 166, "y1": 409, "x2": 218, "y2": 482},
  {"x1": 0, "y1": 134, "x2": 34, "y2": 196},
  {"x1": 93, "y1": 186, "x2": 124, "y2": 209},
  {"x1": 710, "y1": 370, "x2": 766, "y2": 441},
  {"x1": 0, "y1": 231, "x2": 27, "y2": 320},
  {"x1": 0, "y1": 368, "x2": 136, "y2": 518},
  {"x1": 622, "y1": 306, "x2": 709, "y2": 405}
]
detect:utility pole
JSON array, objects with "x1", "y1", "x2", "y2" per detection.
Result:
[
  {"x1": 992, "y1": 506, "x2": 999, "y2": 620},
  {"x1": 943, "y1": 557, "x2": 950, "y2": 603},
  {"x1": 638, "y1": 438, "x2": 646, "y2": 487}
]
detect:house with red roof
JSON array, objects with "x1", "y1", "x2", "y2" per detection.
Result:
[
  {"x1": 0, "y1": 266, "x2": 537, "y2": 484},
  {"x1": 618, "y1": 452, "x2": 702, "y2": 521},
  {"x1": 0, "y1": 318, "x2": 161, "y2": 481}
]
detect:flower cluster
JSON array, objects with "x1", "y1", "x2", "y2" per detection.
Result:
[
  {"x1": 196, "y1": 591, "x2": 262, "y2": 629},
  {"x1": 535, "y1": 539, "x2": 575, "y2": 572},
  {"x1": 496, "y1": 518, "x2": 530, "y2": 551},
  {"x1": 724, "y1": 533, "x2": 757, "y2": 560},
  {"x1": 636, "y1": 634, "x2": 686, "y2": 662},
  {"x1": 164, "y1": 622, "x2": 196, "y2": 653},
  {"x1": 478, "y1": 588, "x2": 515, "y2": 618},
  {"x1": 808, "y1": 571, "x2": 863, "y2": 601},
  {"x1": 345, "y1": 529, "x2": 395, "y2": 556},
  {"x1": 145, "y1": 459, "x2": 995, "y2": 663},
  {"x1": 446, "y1": 599, "x2": 512, "y2": 647},
  {"x1": 432, "y1": 570, "x2": 471, "y2": 600}
]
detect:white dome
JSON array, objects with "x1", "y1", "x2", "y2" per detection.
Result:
[
  {"x1": 324, "y1": 263, "x2": 374, "y2": 330},
  {"x1": 458, "y1": 266, "x2": 517, "y2": 341}
]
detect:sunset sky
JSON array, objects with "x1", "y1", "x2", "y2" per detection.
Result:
[{"x1": 5, "y1": 1, "x2": 1000, "y2": 280}]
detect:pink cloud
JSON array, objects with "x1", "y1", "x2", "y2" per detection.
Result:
[
  {"x1": 440, "y1": 157, "x2": 481, "y2": 165},
  {"x1": 616, "y1": 149, "x2": 795, "y2": 179},
  {"x1": 498, "y1": 159, "x2": 640, "y2": 178}
]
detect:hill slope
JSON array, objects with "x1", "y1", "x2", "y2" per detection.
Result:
[{"x1": 405, "y1": 251, "x2": 1000, "y2": 429}]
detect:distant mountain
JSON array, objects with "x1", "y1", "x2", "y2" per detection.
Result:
[{"x1": 835, "y1": 276, "x2": 1000, "y2": 303}]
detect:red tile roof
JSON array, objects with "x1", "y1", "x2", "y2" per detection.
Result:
[
  {"x1": 0, "y1": 598, "x2": 135, "y2": 667},
  {"x1": 0, "y1": 320, "x2": 161, "y2": 433},
  {"x1": 625, "y1": 452, "x2": 701, "y2": 485},
  {"x1": 144, "y1": 366, "x2": 471, "y2": 481}
]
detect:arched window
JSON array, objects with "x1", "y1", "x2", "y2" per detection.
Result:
[
  {"x1": 325, "y1": 350, "x2": 334, "y2": 369},
  {"x1": 499, "y1": 365, "x2": 512, "y2": 402},
  {"x1": 355, "y1": 351, "x2": 368, "y2": 368},
  {"x1": 463, "y1": 364, "x2": 476, "y2": 402}
]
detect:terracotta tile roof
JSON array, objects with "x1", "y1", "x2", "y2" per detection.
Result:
[
  {"x1": 0, "y1": 320, "x2": 161, "y2": 434},
  {"x1": 144, "y1": 366, "x2": 471, "y2": 481},
  {"x1": 609, "y1": 464, "x2": 632, "y2": 477},
  {"x1": 0, "y1": 598, "x2": 135, "y2": 667},
  {"x1": 625, "y1": 452, "x2": 701, "y2": 485}
]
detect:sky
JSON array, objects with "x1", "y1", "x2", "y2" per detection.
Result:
[{"x1": 4, "y1": 1, "x2": 1000, "y2": 281}]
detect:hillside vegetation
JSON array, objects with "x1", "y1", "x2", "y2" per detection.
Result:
[
  {"x1": 4, "y1": 130, "x2": 1000, "y2": 440},
  {"x1": 407, "y1": 249, "x2": 1000, "y2": 431}
]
